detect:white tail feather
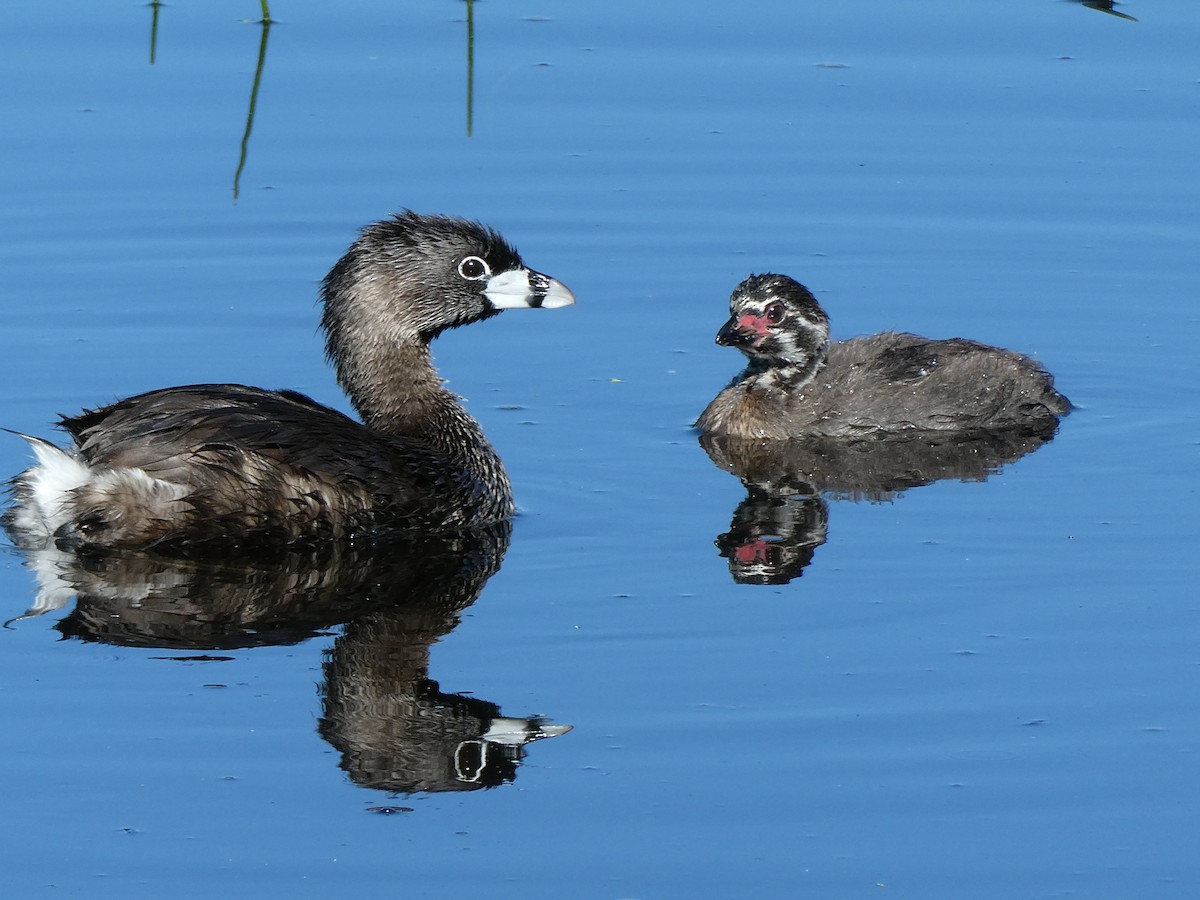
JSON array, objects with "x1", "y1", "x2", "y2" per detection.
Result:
[
  {"x1": 8, "y1": 436, "x2": 92, "y2": 539},
  {"x1": 7, "y1": 435, "x2": 187, "y2": 545}
]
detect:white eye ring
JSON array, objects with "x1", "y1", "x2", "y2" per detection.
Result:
[{"x1": 458, "y1": 256, "x2": 491, "y2": 281}]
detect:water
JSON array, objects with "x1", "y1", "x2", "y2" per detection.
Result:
[{"x1": 2, "y1": 0, "x2": 1198, "y2": 896}]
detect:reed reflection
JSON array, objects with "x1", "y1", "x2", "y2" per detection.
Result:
[
  {"x1": 7, "y1": 523, "x2": 570, "y2": 794},
  {"x1": 232, "y1": 14, "x2": 272, "y2": 202},
  {"x1": 701, "y1": 429, "x2": 1060, "y2": 585},
  {"x1": 144, "y1": 0, "x2": 482, "y2": 199},
  {"x1": 145, "y1": 2, "x2": 275, "y2": 200},
  {"x1": 1069, "y1": 0, "x2": 1137, "y2": 22}
]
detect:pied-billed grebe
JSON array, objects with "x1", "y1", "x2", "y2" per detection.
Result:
[
  {"x1": 696, "y1": 274, "x2": 1070, "y2": 440},
  {"x1": 5, "y1": 211, "x2": 574, "y2": 551}
]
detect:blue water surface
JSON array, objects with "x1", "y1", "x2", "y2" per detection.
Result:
[{"x1": 1, "y1": 0, "x2": 1198, "y2": 897}]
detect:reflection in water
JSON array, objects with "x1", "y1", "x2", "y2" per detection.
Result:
[
  {"x1": 715, "y1": 492, "x2": 829, "y2": 587},
  {"x1": 466, "y1": 0, "x2": 475, "y2": 136},
  {"x1": 701, "y1": 428, "x2": 1060, "y2": 584},
  {"x1": 321, "y1": 609, "x2": 570, "y2": 794},
  {"x1": 145, "y1": 1, "x2": 478, "y2": 193},
  {"x1": 1069, "y1": 0, "x2": 1138, "y2": 22},
  {"x1": 233, "y1": 16, "x2": 272, "y2": 201},
  {"x1": 144, "y1": 2, "x2": 275, "y2": 200},
  {"x1": 7, "y1": 522, "x2": 570, "y2": 794},
  {"x1": 148, "y1": 0, "x2": 163, "y2": 65}
]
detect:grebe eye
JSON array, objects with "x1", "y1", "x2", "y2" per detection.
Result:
[
  {"x1": 458, "y1": 256, "x2": 491, "y2": 280},
  {"x1": 764, "y1": 302, "x2": 786, "y2": 324}
]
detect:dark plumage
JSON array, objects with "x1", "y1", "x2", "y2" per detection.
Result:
[
  {"x1": 5, "y1": 212, "x2": 574, "y2": 552},
  {"x1": 696, "y1": 274, "x2": 1070, "y2": 440}
]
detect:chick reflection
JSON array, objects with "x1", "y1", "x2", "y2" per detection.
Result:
[
  {"x1": 9, "y1": 523, "x2": 570, "y2": 793},
  {"x1": 702, "y1": 429, "x2": 1059, "y2": 584},
  {"x1": 716, "y1": 491, "x2": 829, "y2": 586}
]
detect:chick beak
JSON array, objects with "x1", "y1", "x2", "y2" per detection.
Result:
[{"x1": 716, "y1": 314, "x2": 765, "y2": 348}]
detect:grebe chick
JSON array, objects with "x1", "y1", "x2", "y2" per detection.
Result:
[{"x1": 696, "y1": 274, "x2": 1069, "y2": 440}]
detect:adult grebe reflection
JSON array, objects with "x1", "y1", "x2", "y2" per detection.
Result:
[
  {"x1": 7, "y1": 523, "x2": 570, "y2": 794},
  {"x1": 320, "y1": 607, "x2": 570, "y2": 795}
]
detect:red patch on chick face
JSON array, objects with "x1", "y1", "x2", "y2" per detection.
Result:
[{"x1": 736, "y1": 313, "x2": 771, "y2": 338}]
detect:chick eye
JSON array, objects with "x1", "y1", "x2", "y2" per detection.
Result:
[
  {"x1": 764, "y1": 302, "x2": 786, "y2": 324},
  {"x1": 457, "y1": 256, "x2": 491, "y2": 280}
]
